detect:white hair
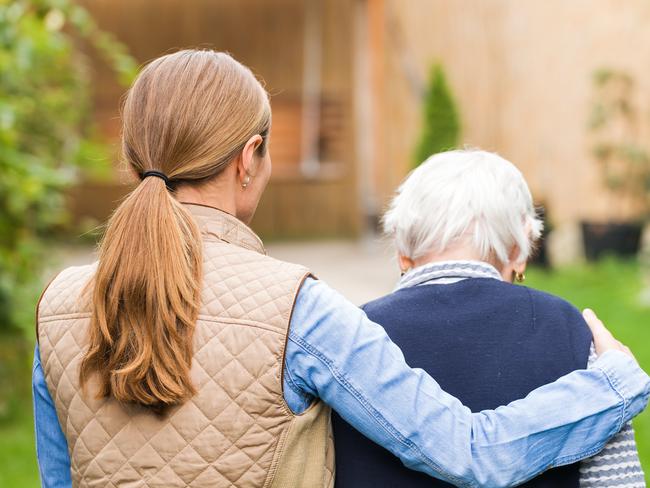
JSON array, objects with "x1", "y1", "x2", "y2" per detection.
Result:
[{"x1": 383, "y1": 149, "x2": 543, "y2": 265}]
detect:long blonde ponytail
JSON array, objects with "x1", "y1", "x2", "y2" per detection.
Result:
[{"x1": 80, "y1": 50, "x2": 271, "y2": 410}]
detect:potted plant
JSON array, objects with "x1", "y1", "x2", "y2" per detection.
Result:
[{"x1": 583, "y1": 69, "x2": 649, "y2": 261}]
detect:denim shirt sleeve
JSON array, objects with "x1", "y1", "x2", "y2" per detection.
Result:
[
  {"x1": 33, "y1": 344, "x2": 72, "y2": 488},
  {"x1": 284, "y1": 277, "x2": 650, "y2": 487}
]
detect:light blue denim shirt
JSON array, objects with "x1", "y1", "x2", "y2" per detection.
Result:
[{"x1": 34, "y1": 277, "x2": 650, "y2": 488}]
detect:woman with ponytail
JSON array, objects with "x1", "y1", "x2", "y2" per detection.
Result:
[{"x1": 33, "y1": 50, "x2": 649, "y2": 488}]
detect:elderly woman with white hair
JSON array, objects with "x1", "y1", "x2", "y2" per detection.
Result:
[{"x1": 333, "y1": 149, "x2": 644, "y2": 488}]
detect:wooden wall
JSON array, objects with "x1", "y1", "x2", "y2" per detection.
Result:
[
  {"x1": 378, "y1": 0, "x2": 650, "y2": 226},
  {"x1": 72, "y1": 0, "x2": 650, "y2": 237},
  {"x1": 73, "y1": 0, "x2": 360, "y2": 238}
]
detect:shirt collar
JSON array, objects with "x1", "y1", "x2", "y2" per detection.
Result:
[
  {"x1": 397, "y1": 260, "x2": 503, "y2": 291},
  {"x1": 181, "y1": 202, "x2": 266, "y2": 255}
]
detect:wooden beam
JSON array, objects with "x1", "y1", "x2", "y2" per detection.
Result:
[
  {"x1": 301, "y1": 0, "x2": 323, "y2": 176},
  {"x1": 354, "y1": 0, "x2": 383, "y2": 229}
]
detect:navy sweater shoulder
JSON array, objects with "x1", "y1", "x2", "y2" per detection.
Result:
[{"x1": 333, "y1": 279, "x2": 592, "y2": 488}]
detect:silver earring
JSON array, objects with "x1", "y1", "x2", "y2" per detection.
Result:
[{"x1": 242, "y1": 175, "x2": 251, "y2": 188}]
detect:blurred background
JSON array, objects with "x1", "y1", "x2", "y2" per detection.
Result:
[{"x1": 2, "y1": 0, "x2": 650, "y2": 485}]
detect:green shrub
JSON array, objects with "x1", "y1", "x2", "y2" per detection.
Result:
[
  {"x1": 0, "y1": 0, "x2": 136, "y2": 335},
  {"x1": 413, "y1": 63, "x2": 461, "y2": 168}
]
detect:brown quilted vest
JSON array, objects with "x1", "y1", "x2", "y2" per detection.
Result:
[{"x1": 37, "y1": 203, "x2": 335, "y2": 488}]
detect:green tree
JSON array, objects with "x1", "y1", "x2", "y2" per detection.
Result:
[
  {"x1": 413, "y1": 63, "x2": 461, "y2": 168},
  {"x1": 0, "y1": 0, "x2": 137, "y2": 334}
]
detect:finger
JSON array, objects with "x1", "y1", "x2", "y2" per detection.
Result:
[{"x1": 583, "y1": 308, "x2": 610, "y2": 338}]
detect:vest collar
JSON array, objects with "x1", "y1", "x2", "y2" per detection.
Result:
[{"x1": 181, "y1": 202, "x2": 266, "y2": 255}]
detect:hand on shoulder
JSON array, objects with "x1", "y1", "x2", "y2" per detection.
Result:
[{"x1": 583, "y1": 308, "x2": 636, "y2": 361}]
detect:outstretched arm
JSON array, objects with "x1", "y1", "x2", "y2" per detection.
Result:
[{"x1": 285, "y1": 279, "x2": 650, "y2": 487}]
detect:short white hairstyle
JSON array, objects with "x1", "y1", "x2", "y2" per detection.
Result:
[{"x1": 383, "y1": 149, "x2": 543, "y2": 265}]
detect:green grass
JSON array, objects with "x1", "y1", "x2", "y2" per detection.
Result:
[
  {"x1": 0, "y1": 334, "x2": 39, "y2": 488},
  {"x1": 1, "y1": 258, "x2": 649, "y2": 486},
  {"x1": 0, "y1": 411, "x2": 40, "y2": 487}
]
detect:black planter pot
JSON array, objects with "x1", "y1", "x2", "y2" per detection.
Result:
[{"x1": 581, "y1": 221, "x2": 643, "y2": 261}]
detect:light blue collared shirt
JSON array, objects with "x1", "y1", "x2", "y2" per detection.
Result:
[{"x1": 34, "y1": 277, "x2": 650, "y2": 487}]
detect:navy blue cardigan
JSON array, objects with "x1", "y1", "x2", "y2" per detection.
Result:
[{"x1": 332, "y1": 278, "x2": 592, "y2": 488}]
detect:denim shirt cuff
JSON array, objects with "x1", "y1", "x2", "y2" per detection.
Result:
[{"x1": 590, "y1": 350, "x2": 650, "y2": 424}]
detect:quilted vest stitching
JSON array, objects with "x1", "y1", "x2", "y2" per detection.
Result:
[{"x1": 37, "y1": 205, "x2": 334, "y2": 487}]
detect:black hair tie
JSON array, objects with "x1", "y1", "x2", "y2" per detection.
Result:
[{"x1": 142, "y1": 170, "x2": 170, "y2": 187}]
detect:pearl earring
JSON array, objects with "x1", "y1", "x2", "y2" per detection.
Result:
[{"x1": 242, "y1": 175, "x2": 251, "y2": 188}]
